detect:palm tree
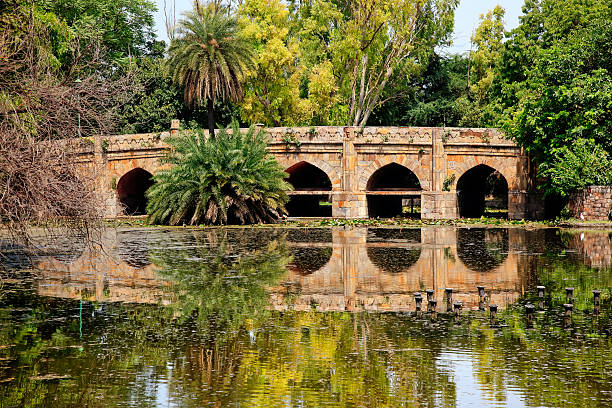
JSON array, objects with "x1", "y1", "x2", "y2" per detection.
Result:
[
  {"x1": 146, "y1": 121, "x2": 292, "y2": 225},
  {"x1": 166, "y1": 7, "x2": 253, "y2": 137}
]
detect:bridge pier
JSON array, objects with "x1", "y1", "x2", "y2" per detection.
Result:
[
  {"x1": 332, "y1": 193, "x2": 368, "y2": 218},
  {"x1": 421, "y1": 192, "x2": 458, "y2": 220}
]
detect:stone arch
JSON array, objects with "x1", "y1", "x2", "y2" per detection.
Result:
[
  {"x1": 285, "y1": 161, "x2": 332, "y2": 191},
  {"x1": 456, "y1": 164, "x2": 509, "y2": 218},
  {"x1": 359, "y1": 156, "x2": 429, "y2": 192},
  {"x1": 116, "y1": 168, "x2": 154, "y2": 215},
  {"x1": 450, "y1": 156, "x2": 517, "y2": 191},
  {"x1": 364, "y1": 161, "x2": 422, "y2": 218},
  {"x1": 366, "y1": 163, "x2": 421, "y2": 191},
  {"x1": 277, "y1": 157, "x2": 341, "y2": 190},
  {"x1": 284, "y1": 161, "x2": 334, "y2": 217}
]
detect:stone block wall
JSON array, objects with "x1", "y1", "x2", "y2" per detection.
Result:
[
  {"x1": 569, "y1": 186, "x2": 612, "y2": 221},
  {"x1": 421, "y1": 192, "x2": 458, "y2": 219}
]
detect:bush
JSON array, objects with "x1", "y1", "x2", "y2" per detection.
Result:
[
  {"x1": 539, "y1": 139, "x2": 612, "y2": 197},
  {"x1": 146, "y1": 122, "x2": 291, "y2": 225}
]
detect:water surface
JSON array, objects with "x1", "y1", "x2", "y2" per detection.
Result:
[{"x1": 1, "y1": 227, "x2": 611, "y2": 407}]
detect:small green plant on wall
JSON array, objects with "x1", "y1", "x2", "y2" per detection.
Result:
[
  {"x1": 441, "y1": 130, "x2": 451, "y2": 144},
  {"x1": 111, "y1": 176, "x2": 117, "y2": 190},
  {"x1": 308, "y1": 126, "x2": 316, "y2": 137},
  {"x1": 101, "y1": 139, "x2": 109, "y2": 153},
  {"x1": 418, "y1": 147, "x2": 425, "y2": 154},
  {"x1": 442, "y1": 173, "x2": 456, "y2": 191},
  {"x1": 282, "y1": 133, "x2": 301, "y2": 149},
  {"x1": 481, "y1": 131, "x2": 491, "y2": 144}
]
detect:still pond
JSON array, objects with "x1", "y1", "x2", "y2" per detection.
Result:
[{"x1": 1, "y1": 226, "x2": 612, "y2": 407}]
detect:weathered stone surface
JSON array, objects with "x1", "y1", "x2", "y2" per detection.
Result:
[
  {"x1": 569, "y1": 186, "x2": 612, "y2": 221},
  {"x1": 85, "y1": 123, "x2": 537, "y2": 219}
]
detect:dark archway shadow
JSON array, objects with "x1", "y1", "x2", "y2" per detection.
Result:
[
  {"x1": 457, "y1": 165, "x2": 508, "y2": 218},
  {"x1": 456, "y1": 228, "x2": 509, "y2": 272},
  {"x1": 287, "y1": 228, "x2": 333, "y2": 275},
  {"x1": 366, "y1": 228, "x2": 422, "y2": 273},
  {"x1": 366, "y1": 163, "x2": 421, "y2": 218},
  {"x1": 285, "y1": 162, "x2": 332, "y2": 217},
  {"x1": 117, "y1": 168, "x2": 154, "y2": 215},
  {"x1": 288, "y1": 247, "x2": 333, "y2": 275}
]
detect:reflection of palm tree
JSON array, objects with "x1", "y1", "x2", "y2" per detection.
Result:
[{"x1": 151, "y1": 229, "x2": 291, "y2": 342}]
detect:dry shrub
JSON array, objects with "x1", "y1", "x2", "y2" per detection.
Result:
[{"x1": 0, "y1": 7, "x2": 134, "y2": 259}]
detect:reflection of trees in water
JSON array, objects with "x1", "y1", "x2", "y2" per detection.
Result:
[
  {"x1": 366, "y1": 247, "x2": 421, "y2": 273},
  {"x1": 456, "y1": 228, "x2": 509, "y2": 272},
  {"x1": 289, "y1": 247, "x2": 332, "y2": 275},
  {"x1": 3, "y1": 275, "x2": 612, "y2": 406},
  {"x1": 150, "y1": 229, "x2": 291, "y2": 342}
]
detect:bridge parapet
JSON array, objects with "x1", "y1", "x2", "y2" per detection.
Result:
[{"x1": 102, "y1": 132, "x2": 170, "y2": 153}]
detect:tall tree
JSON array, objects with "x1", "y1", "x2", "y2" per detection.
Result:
[
  {"x1": 166, "y1": 7, "x2": 253, "y2": 136},
  {"x1": 330, "y1": 0, "x2": 458, "y2": 126},
  {"x1": 495, "y1": 0, "x2": 612, "y2": 188},
  {"x1": 449, "y1": 4, "x2": 506, "y2": 127},
  {"x1": 238, "y1": 0, "x2": 306, "y2": 126}
]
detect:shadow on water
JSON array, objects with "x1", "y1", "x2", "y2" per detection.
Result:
[
  {"x1": 456, "y1": 228, "x2": 509, "y2": 272},
  {"x1": 286, "y1": 228, "x2": 333, "y2": 275},
  {"x1": 366, "y1": 228, "x2": 421, "y2": 273},
  {"x1": 0, "y1": 227, "x2": 612, "y2": 407}
]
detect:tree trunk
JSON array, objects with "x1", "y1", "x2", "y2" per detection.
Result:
[{"x1": 207, "y1": 98, "x2": 215, "y2": 138}]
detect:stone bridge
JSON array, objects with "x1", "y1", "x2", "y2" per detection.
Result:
[{"x1": 77, "y1": 122, "x2": 541, "y2": 219}]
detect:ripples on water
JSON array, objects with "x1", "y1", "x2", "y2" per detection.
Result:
[{"x1": 0, "y1": 227, "x2": 611, "y2": 407}]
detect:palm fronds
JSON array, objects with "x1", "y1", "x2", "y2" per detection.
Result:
[
  {"x1": 166, "y1": 10, "x2": 253, "y2": 109},
  {"x1": 146, "y1": 122, "x2": 291, "y2": 225}
]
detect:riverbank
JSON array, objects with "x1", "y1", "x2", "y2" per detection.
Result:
[{"x1": 104, "y1": 216, "x2": 612, "y2": 230}]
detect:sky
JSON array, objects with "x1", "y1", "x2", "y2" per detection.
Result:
[{"x1": 153, "y1": 0, "x2": 524, "y2": 54}]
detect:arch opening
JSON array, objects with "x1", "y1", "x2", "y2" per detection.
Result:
[
  {"x1": 457, "y1": 165, "x2": 508, "y2": 218},
  {"x1": 285, "y1": 162, "x2": 332, "y2": 217},
  {"x1": 117, "y1": 168, "x2": 154, "y2": 215},
  {"x1": 366, "y1": 163, "x2": 421, "y2": 219}
]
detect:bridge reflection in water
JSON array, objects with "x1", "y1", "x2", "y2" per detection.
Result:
[{"x1": 33, "y1": 227, "x2": 612, "y2": 312}]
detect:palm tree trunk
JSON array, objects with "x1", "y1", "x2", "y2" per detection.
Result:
[{"x1": 207, "y1": 98, "x2": 215, "y2": 138}]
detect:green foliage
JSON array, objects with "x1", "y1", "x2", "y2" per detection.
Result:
[
  {"x1": 369, "y1": 54, "x2": 470, "y2": 127},
  {"x1": 495, "y1": 0, "x2": 612, "y2": 176},
  {"x1": 467, "y1": 6, "x2": 505, "y2": 112},
  {"x1": 146, "y1": 122, "x2": 292, "y2": 225},
  {"x1": 116, "y1": 50, "x2": 242, "y2": 134},
  {"x1": 238, "y1": 0, "x2": 311, "y2": 126},
  {"x1": 39, "y1": 0, "x2": 156, "y2": 62},
  {"x1": 539, "y1": 139, "x2": 612, "y2": 196},
  {"x1": 442, "y1": 173, "x2": 456, "y2": 191},
  {"x1": 239, "y1": 0, "x2": 457, "y2": 127},
  {"x1": 166, "y1": 9, "x2": 253, "y2": 109},
  {"x1": 281, "y1": 132, "x2": 301, "y2": 149}
]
